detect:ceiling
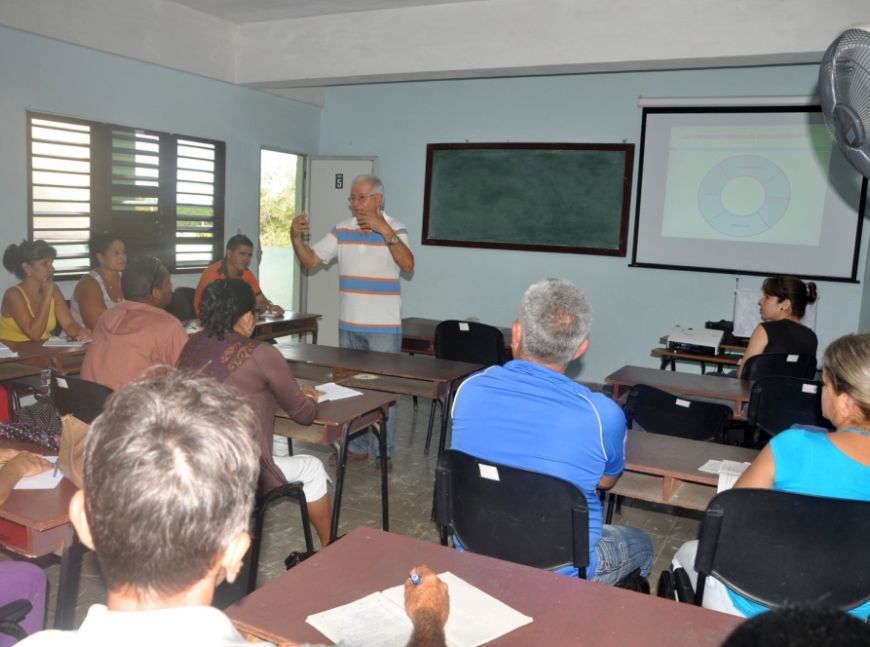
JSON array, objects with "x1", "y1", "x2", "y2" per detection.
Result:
[
  {"x1": 0, "y1": 0, "x2": 866, "y2": 106},
  {"x1": 170, "y1": 0, "x2": 480, "y2": 23}
]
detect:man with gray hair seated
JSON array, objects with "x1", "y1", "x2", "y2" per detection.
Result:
[
  {"x1": 19, "y1": 369, "x2": 449, "y2": 647},
  {"x1": 450, "y1": 278, "x2": 653, "y2": 584}
]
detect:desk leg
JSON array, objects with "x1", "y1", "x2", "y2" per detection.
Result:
[
  {"x1": 311, "y1": 321, "x2": 318, "y2": 345},
  {"x1": 55, "y1": 531, "x2": 85, "y2": 629},
  {"x1": 329, "y1": 423, "x2": 352, "y2": 543},
  {"x1": 376, "y1": 407, "x2": 390, "y2": 534},
  {"x1": 437, "y1": 384, "x2": 458, "y2": 456}
]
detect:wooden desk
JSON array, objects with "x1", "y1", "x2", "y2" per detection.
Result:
[
  {"x1": 606, "y1": 365, "x2": 752, "y2": 414},
  {"x1": 0, "y1": 341, "x2": 88, "y2": 375},
  {"x1": 653, "y1": 336, "x2": 745, "y2": 373},
  {"x1": 0, "y1": 441, "x2": 83, "y2": 629},
  {"x1": 275, "y1": 388, "x2": 397, "y2": 542},
  {"x1": 401, "y1": 316, "x2": 512, "y2": 357},
  {"x1": 253, "y1": 311, "x2": 320, "y2": 343},
  {"x1": 228, "y1": 527, "x2": 742, "y2": 646},
  {"x1": 276, "y1": 341, "x2": 483, "y2": 454},
  {"x1": 608, "y1": 430, "x2": 759, "y2": 515}
]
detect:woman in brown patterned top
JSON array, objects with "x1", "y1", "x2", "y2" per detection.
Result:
[{"x1": 177, "y1": 278, "x2": 332, "y2": 547}]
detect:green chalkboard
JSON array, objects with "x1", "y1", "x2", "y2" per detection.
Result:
[{"x1": 422, "y1": 143, "x2": 634, "y2": 256}]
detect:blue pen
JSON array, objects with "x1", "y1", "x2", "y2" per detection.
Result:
[{"x1": 409, "y1": 571, "x2": 421, "y2": 585}]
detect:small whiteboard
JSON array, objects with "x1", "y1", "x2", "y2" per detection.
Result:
[{"x1": 733, "y1": 287, "x2": 817, "y2": 338}]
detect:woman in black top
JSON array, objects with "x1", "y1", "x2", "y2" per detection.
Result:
[{"x1": 737, "y1": 276, "x2": 818, "y2": 378}]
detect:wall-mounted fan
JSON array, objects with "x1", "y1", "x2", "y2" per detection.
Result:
[{"x1": 819, "y1": 26, "x2": 870, "y2": 178}]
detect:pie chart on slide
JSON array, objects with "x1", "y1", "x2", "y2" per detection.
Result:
[{"x1": 697, "y1": 154, "x2": 791, "y2": 237}]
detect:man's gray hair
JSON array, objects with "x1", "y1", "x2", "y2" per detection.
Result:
[
  {"x1": 518, "y1": 278, "x2": 592, "y2": 366},
  {"x1": 352, "y1": 174, "x2": 384, "y2": 197},
  {"x1": 83, "y1": 368, "x2": 261, "y2": 596}
]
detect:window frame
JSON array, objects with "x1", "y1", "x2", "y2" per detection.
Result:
[{"x1": 27, "y1": 111, "x2": 226, "y2": 278}]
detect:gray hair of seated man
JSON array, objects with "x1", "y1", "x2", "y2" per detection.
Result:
[
  {"x1": 83, "y1": 368, "x2": 261, "y2": 596},
  {"x1": 518, "y1": 278, "x2": 592, "y2": 366}
]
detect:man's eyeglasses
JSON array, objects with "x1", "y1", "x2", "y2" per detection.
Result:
[{"x1": 348, "y1": 193, "x2": 375, "y2": 204}]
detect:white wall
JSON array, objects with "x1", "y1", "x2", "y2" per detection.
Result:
[
  {"x1": 0, "y1": 25, "x2": 321, "y2": 295},
  {"x1": 319, "y1": 66, "x2": 869, "y2": 382}
]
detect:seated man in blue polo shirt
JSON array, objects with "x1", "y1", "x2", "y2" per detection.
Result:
[{"x1": 450, "y1": 278, "x2": 653, "y2": 584}]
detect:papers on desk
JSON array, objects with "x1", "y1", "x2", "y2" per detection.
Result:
[
  {"x1": 13, "y1": 456, "x2": 61, "y2": 490},
  {"x1": 0, "y1": 345, "x2": 18, "y2": 358},
  {"x1": 699, "y1": 459, "x2": 752, "y2": 492},
  {"x1": 43, "y1": 336, "x2": 90, "y2": 348},
  {"x1": 316, "y1": 382, "x2": 363, "y2": 403},
  {"x1": 306, "y1": 571, "x2": 532, "y2": 647}
]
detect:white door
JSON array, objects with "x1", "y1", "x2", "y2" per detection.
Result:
[{"x1": 303, "y1": 156, "x2": 376, "y2": 346}]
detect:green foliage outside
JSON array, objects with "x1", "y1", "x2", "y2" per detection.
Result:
[{"x1": 259, "y1": 158, "x2": 297, "y2": 246}]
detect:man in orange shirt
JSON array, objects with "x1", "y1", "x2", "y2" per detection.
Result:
[{"x1": 193, "y1": 234, "x2": 283, "y2": 316}]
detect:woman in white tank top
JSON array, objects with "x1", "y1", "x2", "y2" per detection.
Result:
[{"x1": 72, "y1": 233, "x2": 126, "y2": 329}]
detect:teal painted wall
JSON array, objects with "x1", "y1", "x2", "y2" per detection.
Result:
[
  {"x1": 0, "y1": 25, "x2": 320, "y2": 294},
  {"x1": 319, "y1": 69, "x2": 869, "y2": 381}
]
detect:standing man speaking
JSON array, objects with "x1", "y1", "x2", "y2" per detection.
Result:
[{"x1": 291, "y1": 175, "x2": 414, "y2": 471}]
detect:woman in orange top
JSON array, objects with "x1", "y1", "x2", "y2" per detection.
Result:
[{"x1": 0, "y1": 240, "x2": 90, "y2": 343}]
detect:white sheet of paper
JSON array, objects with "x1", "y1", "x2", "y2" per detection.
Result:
[
  {"x1": 382, "y1": 572, "x2": 533, "y2": 647},
  {"x1": 43, "y1": 336, "x2": 89, "y2": 348},
  {"x1": 316, "y1": 382, "x2": 363, "y2": 402},
  {"x1": 306, "y1": 592, "x2": 413, "y2": 647},
  {"x1": 0, "y1": 346, "x2": 18, "y2": 358},
  {"x1": 13, "y1": 456, "x2": 61, "y2": 490},
  {"x1": 716, "y1": 460, "x2": 752, "y2": 493}
]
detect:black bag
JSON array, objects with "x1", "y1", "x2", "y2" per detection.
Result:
[{"x1": 10, "y1": 387, "x2": 61, "y2": 450}]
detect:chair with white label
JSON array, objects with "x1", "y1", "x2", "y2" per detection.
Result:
[
  {"x1": 741, "y1": 353, "x2": 817, "y2": 381},
  {"x1": 747, "y1": 376, "x2": 834, "y2": 441}
]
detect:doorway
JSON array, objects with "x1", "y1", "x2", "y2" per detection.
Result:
[{"x1": 258, "y1": 148, "x2": 305, "y2": 310}]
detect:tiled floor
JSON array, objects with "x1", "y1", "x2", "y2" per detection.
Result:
[{"x1": 10, "y1": 394, "x2": 703, "y2": 630}]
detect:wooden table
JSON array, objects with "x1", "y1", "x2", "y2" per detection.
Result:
[
  {"x1": 0, "y1": 341, "x2": 88, "y2": 375},
  {"x1": 606, "y1": 365, "x2": 752, "y2": 414},
  {"x1": 0, "y1": 440, "x2": 83, "y2": 629},
  {"x1": 653, "y1": 335, "x2": 746, "y2": 373},
  {"x1": 607, "y1": 430, "x2": 759, "y2": 517},
  {"x1": 401, "y1": 316, "x2": 512, "y2": 357},
  {"x1": 275, "y1": 388, "x2": 397, "y2": 542},
  {"x1": 227, "y1": 527, "x2": 743, "y2": 646},
  {"x1": 253, "y1": 311, "x2": 320, "y2": 343},
  {"x1": 276, "y1": 341, "x2": 483, "y2": 454}
]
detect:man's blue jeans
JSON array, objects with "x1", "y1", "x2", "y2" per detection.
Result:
[
  {"x1": 590, "y1": 524, "x2": 655, "y2": 584},
  {"x1": 339, "y1": 329, "x2": 401, "y2": 458}
]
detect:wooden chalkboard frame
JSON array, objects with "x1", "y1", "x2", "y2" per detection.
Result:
[{"x1": 421, "y1": 142, "x2": 634, "y2": 256}]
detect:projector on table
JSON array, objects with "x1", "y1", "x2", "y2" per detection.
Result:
[{"x1": 667, "y1": 326, "x2": 724, "y2": 356}]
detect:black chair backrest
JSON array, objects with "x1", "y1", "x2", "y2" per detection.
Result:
[
  {"x1": 695, "y1": 489, "x2": 870, "y2": 610},
  {"x1": 742, "y1": 353, "x2": 817, "y2": 381},
  {"x1": 168, "y1": 287, "x2": 196, "y2": 321},
  {"x1": 434, "y1": 320, "x2": 506, "y2": 367},
  {"x1": 51, "y1": 374, "x2": 113, "y2": 424},
  {"x1": 434, "y1": 449, "x2": 589, "y2": 574},
  {"x1": 747, "y1": 376, "x2": 833, "y2": 438},
  {"x1": 624, "y1": 384, "x2": 733, "y2": 442}
]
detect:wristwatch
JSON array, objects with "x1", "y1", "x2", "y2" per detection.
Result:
[{"x1": 388, "y1": 234, "x2": 400, "y2": 246}]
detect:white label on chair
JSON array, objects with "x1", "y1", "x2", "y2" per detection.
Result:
[
  {"x1": 786, "y1": 354, "x2": 798, "y2": 362},
  {"x1": 479, "y1": 464, "x2": 500, "y2": 481},
  {"x1": 802, "y1": 384, "x2": 818, "y2": 394},
  {"x1": 56, "y1": 377, "x2": 68, "y2": 389},
  {"x1": 459, "y1": 322, "x2": 470, "y2": 332},
  {"x1": 675, "y1": 398, "x2": 691, "y2": 408}
]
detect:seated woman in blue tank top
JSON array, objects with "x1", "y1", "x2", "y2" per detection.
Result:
[
  {"x1": 737, "y1": 276, "x2": 818, "y2": 378},
  {"x1": 674, "y1": 333, "x2": 870, "y2": 619}
]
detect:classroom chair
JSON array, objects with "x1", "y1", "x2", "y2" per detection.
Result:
[
  {"x1": 623, "y1": 384, "x2": 734, "y2": 442},
  {"x1": 747, "y1": 376, "x2": 833, "y2": 441},
  {"x1": 168, "y1": 287, "x2": 196, "y2": 321},
  {"x1": 50, "y1": 373, "x2": 113, "y2": 424},
  {"x1": 741, "y1": 353, "x2": 817, "y2": 381},
  {"x1": 666, "y1": 489, "x2": 870, "y2": 612},
  {"x1": 425, "y1": 321, "x2": 506, "y2": 454},
  {"x1": 434, "y1": 449, "x2": 590, "y2": 575},
  {"x1": 246, "y1": 481, "x2": 314, "y2": 593}
]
